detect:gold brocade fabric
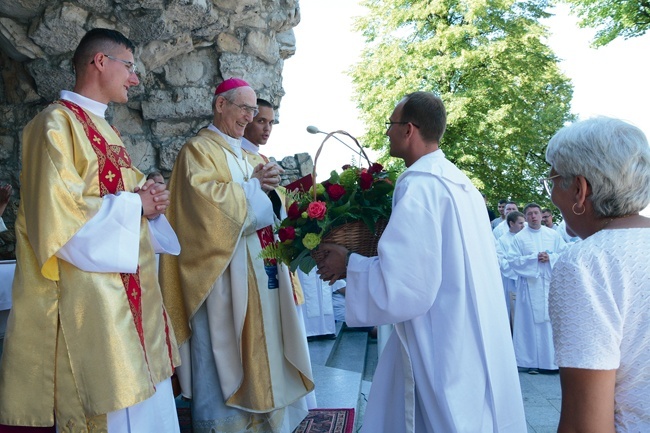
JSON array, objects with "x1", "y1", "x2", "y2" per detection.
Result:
[
  {"x1": 0, "y1": 104, "x2": 179, "y2": 429},
  {"x1": 160, "y1": 130, "x2": 314, "y2": 415},
  {"x1": 160, "y1": 129, "x2": 249, "y2": 346}
]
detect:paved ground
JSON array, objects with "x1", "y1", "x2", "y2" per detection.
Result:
[
  {"x1": 308, "y1": 326, "x2": 562, "y2": 433},
  {"x1": 518, "y1": 369, "x2": 561, "y2": 433}
]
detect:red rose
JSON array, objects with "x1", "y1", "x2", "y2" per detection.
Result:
[
  {"x1": 307, "y1": 201, "x2": 327, "y2": 220},
  {"x1": 359, "y1": 171, "x2": 374, "y2": 190},
  {"x1": 288, "y1": 202, "x2": 301, "y2": 220},
  {"x1": 368, "y1": 162, "x2": 383, "y2": 174},
  {"x1": 327, "y1": 183, "x2": 346, "y2": 201},
  {"x1": 278, "y1": 226, "x2": 296, "y2": 242}
]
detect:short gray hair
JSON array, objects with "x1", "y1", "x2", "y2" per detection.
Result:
[{"x1": 546, "y1": 117, "x2": 650, "y2": 217}]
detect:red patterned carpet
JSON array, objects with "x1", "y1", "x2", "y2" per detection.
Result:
[{"x1": 293, "y1": 408, "x2": 355, "y2": 433}]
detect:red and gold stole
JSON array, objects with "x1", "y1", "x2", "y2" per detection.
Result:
[{"x1": 56, "y1": 99, "x2": 174, "y2": 370}]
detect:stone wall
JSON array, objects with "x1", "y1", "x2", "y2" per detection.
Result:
[{"x1": 0, "y1": 0, "x2": 314, "y2": 259}]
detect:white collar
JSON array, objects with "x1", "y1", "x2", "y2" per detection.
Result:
[
  {"x1": 241, "y1": 137, "x2": 260, "y2": 155},
  {"x1": 60, "y1": 90, "x2": 108, "y2": 118},
  {"x1": 208, "y1": 124, "x2": 243, "y2": 158}
]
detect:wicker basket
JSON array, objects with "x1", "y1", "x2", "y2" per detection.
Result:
[
  {"x1": 311, "y1": 219, "x2": 388, "y2": 264},
  {"x1": 307, "y1": 130, "x2": 388, "y2": 272}
]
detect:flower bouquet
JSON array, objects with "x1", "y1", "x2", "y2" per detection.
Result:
[{"x1": 260, "y1": 131, "x2": 396, "y2": 274}]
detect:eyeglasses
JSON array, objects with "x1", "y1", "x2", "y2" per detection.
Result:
[
  {"x1": 540, "y1": 174, "x2": 561, "y2": 196},
  {"x1": 385, "y1": 121, "x2": 420, "y2": 130},
  {"x1": 102, "y1": 54, "x2": 137, "y2": 74},
  {"x1": 226, "y1": 99, "x2": 259, "y2": 117}
]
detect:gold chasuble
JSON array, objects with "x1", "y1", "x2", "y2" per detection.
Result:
[
  {"x1": 0, "y1": 102, "x2": 179, "y2": 431},
  {"x1": 160, "y1": 129, "x2": 313, "y2": 430}
]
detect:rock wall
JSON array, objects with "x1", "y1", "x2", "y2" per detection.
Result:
[{"x1": 0, "y1": 0, "x2": 314, "y2": 259}]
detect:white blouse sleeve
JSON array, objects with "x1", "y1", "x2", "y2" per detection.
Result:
[{"x1": 549, "y1": 255, "x2": 622, "y2": 370}]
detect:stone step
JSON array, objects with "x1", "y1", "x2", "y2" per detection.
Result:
[
  {"x1": 307, "y1": 323, "x2": 372, "y2": 413},
  {"x1": 326, "y1": 325, "x2": 369, "y2": 373}
]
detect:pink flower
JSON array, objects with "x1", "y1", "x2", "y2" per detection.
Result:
[
  {"x1": 278, "y1": 226, "x2": 296, "y2": 242},
  {"x1": 288, "y1": 202, "x2": 302, "y2": 220},
  {"x1": 359, "y1": 171, "x2": 374, "y2": 190},
  {"x1": 327, "y1": 184, "x2": 346, "y2": 201},
  {"x1": 368, "y1": 162, "x2": 384, "y2": 174},
  {"x1": 307, "y1": 201, "x2": 327, "y2": 220}
]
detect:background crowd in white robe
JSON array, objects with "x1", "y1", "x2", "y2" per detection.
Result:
[{"x1": 492, "y1": 201, "x2": 576, "y2": 373}]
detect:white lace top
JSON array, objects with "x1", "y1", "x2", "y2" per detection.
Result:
[{"x1": 550, "y1": 228, "x2": 650, "y2": 432}]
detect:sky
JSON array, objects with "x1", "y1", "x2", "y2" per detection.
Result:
[{"x1": 267, "y1": 1, "x2": 650, "y2": 215}]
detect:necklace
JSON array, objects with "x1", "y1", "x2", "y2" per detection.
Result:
[
  {"x1": 601, "y1": 214, "x2": 635, "y2": 230},
  {"x1": 231, "y1": 155, "x2": 250, "y2": 181}
]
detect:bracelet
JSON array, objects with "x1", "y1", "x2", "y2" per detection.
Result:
[{"x1": 345, "y1": 250, "x2": 353, "y2": 266}]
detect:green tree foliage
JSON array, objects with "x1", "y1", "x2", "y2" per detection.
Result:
[
  {"x1": 350, "y1": 0, "x2": 575, "y2": 208},
  {"x1": 565, "y1": 0, "x2": 650, "y2": 46}
]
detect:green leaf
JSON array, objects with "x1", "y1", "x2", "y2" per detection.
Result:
[
  {"x1": 297, "y1": 255, "x2": 317, "y2": 274},
  {"x1": 330, "y1": 201, "x2": 352, "y2": 217},
  {"x1": 328, "y1": 171, "x2": 341, "y2": 183},
  {"x1": 290, "y1": 248, "x2": 316, "y2": 273},
  {"x1": 565, "y1": 0, "x2": 650, "y2": 47}
]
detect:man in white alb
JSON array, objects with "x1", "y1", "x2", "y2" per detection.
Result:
[
  {"x1": 496, "y1": 210, "x2": 526, "y2": 324},
  {"x1": 491, "y1": 199, "x2": 507, "y2": 229},
  {"x1": 315, "y1": 91, "x2": 526, "y2": 433},
  {"x1": 507, "y1": 202, "x2": 566, "y2": 374},
  {"x1": 493, "y1": 201, "x2": 520, "y2": 239}
]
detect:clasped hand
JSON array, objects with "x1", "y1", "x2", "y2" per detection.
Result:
[
  {"x1": 316, "y1": 243, "x2": 349, "y2": 284},
  {"x1": 252, "y1": 162, "x2": 284, "y2": 192},
  {"x1": 135, "y1": 179, "x2": 170, "y2": 219}
]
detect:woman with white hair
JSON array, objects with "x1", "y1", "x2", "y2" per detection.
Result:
[{"x1": 544, "y1": 117, "x2": 650, "y2": 432}]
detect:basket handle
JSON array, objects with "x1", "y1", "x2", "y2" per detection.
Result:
[{"x1": 311, "y1": 130, "x2": 372, "y2": 200}]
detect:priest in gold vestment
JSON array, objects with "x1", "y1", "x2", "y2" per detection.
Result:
[
  {"x1": 0, "y1": 29, "x2": 181, "y2": 433},
  {"x1": 160, "y1": 78, "x2": 314, "y2": 433}
]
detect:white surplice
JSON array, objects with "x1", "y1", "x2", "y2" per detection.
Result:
[
  {"x1": 492, "y1": 218, "x2": 509, "y2": 239},
  {"x1": 345, "y1": 150, "x2": 526, "y2": 433},
  {"x1": 496, "y1": 231, "x2": 518, "y2": 320},
  {"x1": 298, "y1": 269, "x2": 344, "y2": 337},
  {"x1": 507, "y1": 225, "x2": 565, "y2": 370}
]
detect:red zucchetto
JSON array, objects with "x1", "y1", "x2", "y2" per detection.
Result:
[{"x1": 214, "y1": 77, "x2": 250, "y2": 95}]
